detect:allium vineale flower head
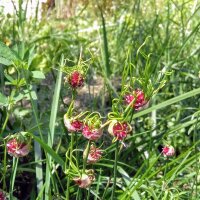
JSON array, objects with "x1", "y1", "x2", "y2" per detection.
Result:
[
  {"x1": 0, "y1": 190, "x2": 6, "y2": 200},
  {"x1": 6, "y1": 132, "x2": 31, "y2": 158},
  {"x1": 73, "y1": 170, "x2": 95, "y2": 188},
  {"x1": 82, "y1": 113, "x2": 102, "y2": 141},
  {"x1": 124, "y1": 89, "x2": 148, "y2": 111},
  {"x1": 162, "y1": 145, "x2": 175, "y2": 157},
  {"x1": 82, "y1": 124, "x2": 103, "y2": 141},
  {"x1": 64, "y1": 115, "x2": 83, "y2": 132},
  {"x1": 84, "y1": 144, "x2": 103, "y2": 164},
  {"x1": 67, "y1": 71, "x2": 84, "y2": 88},
  {"x1": 108, "y1": 120, "x2": 132, "y2": 140}
]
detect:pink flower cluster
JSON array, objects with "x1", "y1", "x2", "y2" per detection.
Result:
[
  {"x1": 73, "y1": 171, "x2": 95, "y2": 188},
  {"x1": 64, "y1": 114, "x2": 103, "y2": 188},
  {"x1": 6, "y1": 133, "x2": 31, "y2": 158},
  {"x1": 84, "y1": 144, "x2": 103, "y2": 164},
  {"x1": 67, "y1": 71, "x2": 84, "y2": 89},
  {"x1": 124, "y1": 89, "x2": 148, "y2": 111},
  {"x1": 64, "y1": 117, "x2": 83, "y2": 132},
  {"x1": 82, "y1": 125, "x2": 103, "y2": 141},
  {"x1": 63, "y1": 73, "x2": 152, "y2": 189},
  {"x1": 0, "y1": 190, "x2": 6, "y2": 200},
  {"x1": 162, "y1": 145, "x2": 175, "y2": 157},
  {"x1": 108, "y1": 120, "x2": 132, "y2": 140},
  {"x1": 64, "y1": 115, "x2": 103, "y2": 141}
]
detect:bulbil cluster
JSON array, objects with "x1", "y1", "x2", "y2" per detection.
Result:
[
  {"x1": 108, "y1": 120, "x2": 132, "y2": 141},
  {"x1": 162, "y1": 145, "x2": 175, "y2": 157},
  {"x1": 66, "y1": 71, "x2": 84, "y2": 89},
  {"x1": 0, "y1": 190, "x2": 6, "y2": 200},
  {"x1": 6, "y1": 132, "x2": 31, "y2": 158},
  {"x1": 124, "y1": 89, "x2": 148, "y2": 111},
  {"x1": 84, "y1": 144, "x2": 103, "y2": 164},
  {"x1": 73, "y1": 170, "x2": 95, "y2": 188}
]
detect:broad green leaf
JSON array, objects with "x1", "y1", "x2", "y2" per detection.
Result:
[
  {"x1": 4, "y1": 72, "x2": 14, "y2": 82},
  {"x1": 0, "y1": 56, "x2": 12, "y2": 65},
  {"x1": 0, "y1": 92, "x2": 8, "y2": 106},
  {"x1": 12, "y1": 42, "x2": 25, "y2": 60},
  {"x1": 0, "y1": 41, "x2": 17, "y2": 65},
  {"x1": 32, "y1": 70, "x2": 45, "y2": 79},
  {"x1": 28, "y1": 45, "x2": 35, "y2": 67},
  {"x1": 24, "y1": 90, "x2": 37, "y2": 100},
  {"x1": 13, "y1": 93, "x2": 24, "y2": 103}
]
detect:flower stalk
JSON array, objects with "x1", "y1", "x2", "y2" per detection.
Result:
[
  {"x1": 9, "y1": 157, "x2": 19, "y2": 199},
  {"x1": 66, "y1": 133, "x2": 75, "y2": 200},
  {"x1": 111, "y1": 140, "x2": 119, "y2": 200},
  {"x1": 83, "y1": 140, "x2": 91, "y2": 172}
]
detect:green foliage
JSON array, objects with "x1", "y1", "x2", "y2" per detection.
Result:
[
  {"x1": 0, "y1": 0, "x2": 199, "y2": 200},
  {"x1": 0, "y1": 41, "x2": 17, "y2": 65}
]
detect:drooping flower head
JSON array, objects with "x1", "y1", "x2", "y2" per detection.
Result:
[
  {"x1": 64, "y1": 114, "x2": 83, "y2": 133},
  {"x1": 82, "y1": 113, "x2": 103, "y2": 141},
  {"x1": 73, "y1": 169, "x2": 95, "y2": 188},
  {"x1": 82, "y1": 125, "x2": 103, "y2": 141},
  {"x1": 162, "y1": 145, "x2": 175, "y2": 157},
  {"x1": 108, "y1": 120, "x2": 132, "y2": 140},
  {"x1": 67, "y1": 71, "x2": 84, "y2": 89},
  {"x1": 124, "y1": 89, "x2": 148, "y2": 111},
  {"x1": 6, "y1": 132, "x2": 31, "y2": 158},
  {"x1": 83, "y1": 144, "x2": 103, "y2": 164},
  {"x1": 0, "y1": 190, "x2": 6, "y2": 200}
]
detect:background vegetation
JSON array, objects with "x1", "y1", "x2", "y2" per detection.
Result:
[{"x1": 0, "y1": 0, "x2": 199, "y2": 199}]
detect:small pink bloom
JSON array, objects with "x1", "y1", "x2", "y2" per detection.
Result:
[
  {"x1": 67, "y1": 71, "x2": 84, "y2": 88},
  {"x1": 84, "y1": 145, "x2": 103, "y2": 164},
  {"x1": 0, "y1": 190, "x2": 6, "y2": 200},
  {"x1": 73, "y1": 173, "x2": 95, "y2": 188},
  {"x1": 7, "y1": 138, "x2": 31, "y2": 158},
  {"x1": 124, "y1": 89, "x2": 148, "y2": 111},
  {"x1": 82, "y1": 125, "x2": 103, "y2": 141},
  {"x1": 162, "y1": 146, "x2": 175, "y2": 157},
  {"x1": 108, "y1": 120, "x2": 132, "y2": 140},
  {"x1": 64, "y1": 116, "x2": 83, "y2": 132}
]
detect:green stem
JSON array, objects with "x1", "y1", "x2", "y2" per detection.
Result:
[
  {"x1": 1, "y1": 88, "x2": 16, "y2": 136},
  {"x1": 0, "y1": 112, "x2": 10, "y2": 135},
  {"x1": 76, "y1": 188, "x2": 80, "y2": 200},
  {"x1": 9, "y1": 157, "x2": 19, "y2": 199},
  {"x1": 160, "y1": 159, "x2": 168, "y2": 198},
  {"x1": 100, "y1": 120, "x2": 112, "y2": 129},
  {"x1": 2, "y1": 140, "x2": 7, "y2": 191},
  {"x1": 1, "y1": 91, "x2": 16, "y2": 191},
  {"x1": 86, "y1": 187, "x2": 91, "y2": 200},
  {"x1": 94, "y1": 168, "x2": 102, "y2": 200},
  {"x1": 83, "y1": 140, "x2": 91, "y2": 173},
  {"x1": 66, "y1": 133, "x2": 74, "y2": 200},
  {"x1": 111, "y1": 140, "x2": 119, "y2": 200}
]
